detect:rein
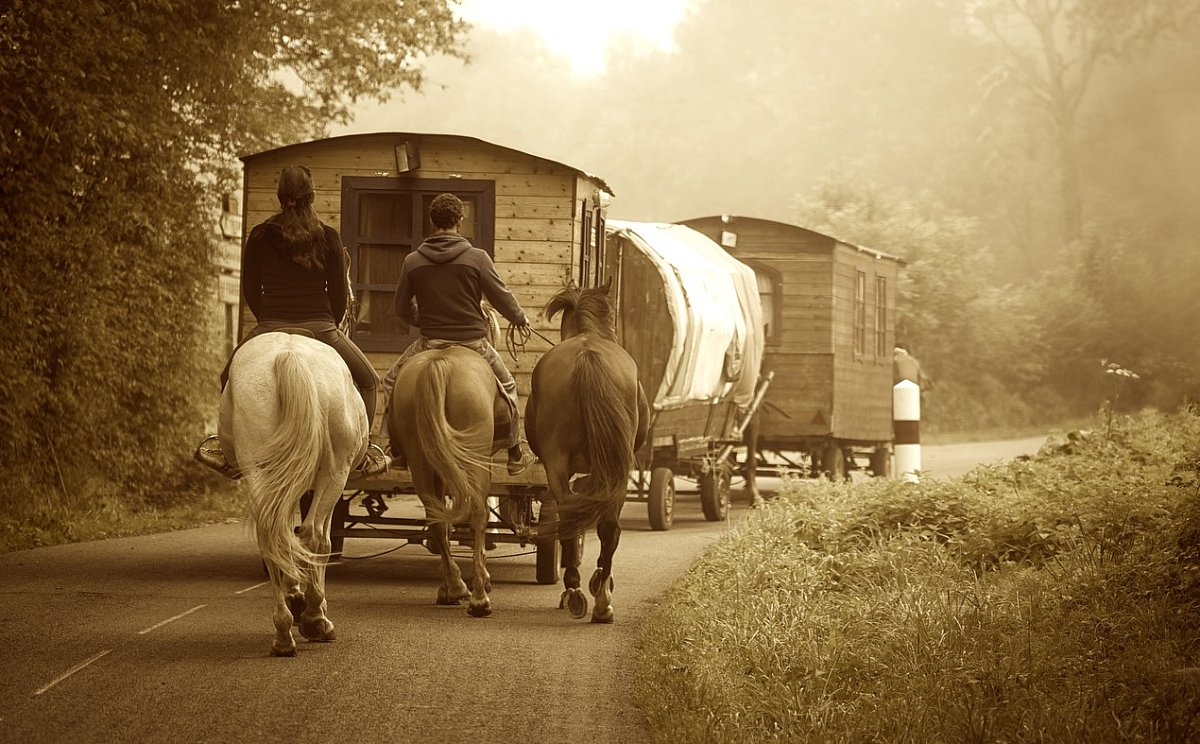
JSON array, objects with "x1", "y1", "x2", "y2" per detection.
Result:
[{"x1": 504, "y1": 323, "x2": 557, "y2": 361}]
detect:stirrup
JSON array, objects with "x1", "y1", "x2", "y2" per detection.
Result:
[
  {"x1": 194, "y1": 436, "x2": 242, "y2": 480},
  {"x1": 356, "y1": 443, "x2": 391, "y2": 477},
  {"x1": 506, "y1": 448, "x2": 533, "y2": 476}
]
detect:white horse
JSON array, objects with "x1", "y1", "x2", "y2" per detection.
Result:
[{"x1": 218, "y1": 331, "x2": 368, "y2": 656}]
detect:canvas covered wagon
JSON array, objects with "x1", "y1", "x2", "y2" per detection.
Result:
[{"x1": 602, "y1": 221, "x2": 772, "y2": 530}]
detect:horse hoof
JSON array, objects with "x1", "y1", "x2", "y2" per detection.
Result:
[
  {"x1": 565, "y1": 588, "x2": 588, "y2": 619},
  {"x1": 438, "y1": 582, "x2": 469, "y2": 605},
  {"x1": 591, "y1": 606, "x2": 615, "y2": 624},
  {"x1": 299, "y1": 616, "x2": 336, "y2": 642},
  {"x1": 588, "y1": 570, "x2": 614, "y2": 596},
  {"x1": 270, "y1": 643, "x2": 297, "y2": 657},
  {"x1": 468, "y1": 603, "x2": 492, "y2": 618}
]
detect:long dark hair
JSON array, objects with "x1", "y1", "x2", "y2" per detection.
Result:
[{"x1": 275, "y1": 165, "x2": 325, "y2": 270}]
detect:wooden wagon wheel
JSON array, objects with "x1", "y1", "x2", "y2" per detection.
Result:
[
  {"x1": 534, "y1": 491, "x2": 561, "y2": 585},
  {"x1": 647, "y1": 467, "x2": 674, "y2": 531},
  {"x1": 699, "y1": 462, "x2": 731, "y2": 522}
]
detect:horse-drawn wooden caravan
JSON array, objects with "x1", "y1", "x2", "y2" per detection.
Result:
[
  {"x1": 603, "y1": 221, "x2": 771, "y2": 530},
  {"x1": 237, "y1": 132, "x2": 614, "y2": 584},
  {"x1": 678, "y1": 215, "x2": 905, "y2": 479}
]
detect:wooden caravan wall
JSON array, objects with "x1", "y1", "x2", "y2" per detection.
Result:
[
  {"x1": 827, "y1": 243, "x2": 896, "y2": 442},
  {"x1": 681, "y1": 217, "x2": 899, "y2": 446},
  {"x1": 239, "y1": 134, "x2": 600, "y2": 422}
]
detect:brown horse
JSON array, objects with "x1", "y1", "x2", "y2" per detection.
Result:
[
  {"x1": 526, "y1": 281, "x2": 650, "y2": 623},
  {"x1": 387, "y1": 345, "x2": 509, "y2": 617}
]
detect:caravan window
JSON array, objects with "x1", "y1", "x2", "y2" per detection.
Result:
[
  {"x1": 874, "y1": 276, "x2": 888, "y2": 358},
  {"x1": 579, "y1": 198, "x2": 606, "y2": 287},
  {"x1": 854, "y1": 270, "x2": 867, "y2": 357},
  {"x1": 340, "y1": 177, "x2": 495, "y2": 351},
  {"x1": 744, "y1": 261, "x2": 782, "y2": 345}
]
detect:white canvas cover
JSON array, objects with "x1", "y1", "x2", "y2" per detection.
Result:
[{"x1": 608, "y1": 221, "x2": 765, "y2": 410}]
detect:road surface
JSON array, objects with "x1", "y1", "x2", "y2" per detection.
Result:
[
  {"x1": 918, "y1": 435, "x2": 1046, "y2": 479},
  {"x1": 0, "y1": 437, "x2": 1045, "y2": 743}
]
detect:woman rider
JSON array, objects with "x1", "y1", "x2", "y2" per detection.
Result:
[{"x1": 195, "y1": 164, "x2": 388, "y2": 478}]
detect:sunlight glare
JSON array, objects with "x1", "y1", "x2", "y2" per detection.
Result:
[{"x1": 456, "y1": 0, "x2": 691, "y2": 77}]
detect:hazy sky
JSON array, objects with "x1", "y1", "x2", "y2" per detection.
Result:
[{"x1": 456, "y1": 0, "x2": 691, "y2": 77}]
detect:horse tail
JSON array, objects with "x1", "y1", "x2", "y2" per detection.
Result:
[
  {"x1": 247, "y1": 349, "x2": 329, "y2": 584},
  {"x1": 413, "y1": 356, "x2": 489, "y2": 526},
  {"x1": 559, "y1": 348, "x2": 636, "y2": 537}
]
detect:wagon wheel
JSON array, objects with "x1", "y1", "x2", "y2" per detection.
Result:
[
  {"x1": 821, "y1": 442, "x2": 846, "y2": 481},
  {"x1": 869, "y1": 445, "x2": 892, "y2": 478},
  {"x1": 647, "y1": 467, "x2": 675, "y2": 531},
  {"x1": 699, "y1": 464, "x2": 731, "y2": 522},
  {"x1": 534, "y1": 491, "x2": 561, "y2": 585},
  {"x1": 535, "y1": 537, "x2": 561, "y2": 585}
]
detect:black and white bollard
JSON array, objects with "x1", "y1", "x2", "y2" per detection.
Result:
[{"x1": 893, "y1": 380, "x2": 921, "y2": 483}]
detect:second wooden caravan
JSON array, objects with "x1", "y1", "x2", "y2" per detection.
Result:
[{"x1": 680, "y1": 215, "x2": 905, "y2": 479}]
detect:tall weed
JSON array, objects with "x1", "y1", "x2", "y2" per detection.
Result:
[{"x1": 638, "y1": 408, "x2": 1200, "y2": 743}]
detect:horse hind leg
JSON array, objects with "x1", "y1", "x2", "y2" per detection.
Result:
[
  {"x1": 588, "y1": 506, "x2": 622, "y2": 624},
  {"x1": 431, "y1": 521, "x2": 469, "y2": 605},
  {"x1": 466, "y1": 504, "x2": 492, "y2": 618},
  {"x1": 560, "y1": 531, "x2": 588, "y2": 620},
  {"x1": 551, "y1": 469, "x2": 588, "y2": 619},
  {"x1": 295, "y1": 480, "x2": 340, "y2": 643},
  {"x1": 264, "y1": 563, "x2": 298, "y2": 657}
]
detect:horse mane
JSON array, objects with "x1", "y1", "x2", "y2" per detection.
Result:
[{"x1": 543, "y1": 284, "x2": 617, "y2": 341}]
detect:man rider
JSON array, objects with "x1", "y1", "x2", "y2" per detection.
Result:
[{"x1": 383, "y1": 193, "x2": 533, "y2": 476}]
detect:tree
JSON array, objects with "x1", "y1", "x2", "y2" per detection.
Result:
[
  {"x1": 793, "y1": 176, "x2": 1063, "y2": 431},
  {"x1": 968, "y1": 0, "x2": 1200, "y2": 246},
  {"x1": 0, "y1": 0, "x2": 466, "y2": 513}
]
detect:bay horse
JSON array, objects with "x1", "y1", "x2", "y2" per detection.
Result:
[
  {"x1": 526, "y1": 280, "x2": 649, "y2": 623},
  {"x1": 387, "y1": 345, "x2": 506, "y2": 617},
  {"x1": 218, "y1": 332, "x2": 368, "y2": 656}
]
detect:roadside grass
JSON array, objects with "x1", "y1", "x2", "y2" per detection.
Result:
[
  {"x1": 0, "y1": 480, "x2": 244, "y2": 553},
  {"x1": 637, "y1": 408, "x2": 1200, "y2": 743}
]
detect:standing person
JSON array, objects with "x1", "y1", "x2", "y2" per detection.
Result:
[
  {"x1": 384, "y1": 193, "x2": 532, "y2": 475},
  {"x1": 893, "y1": 345, "x2": 933, "y2": 391},
  {"x1": 195, "y1": 164, "x2": 389, "y2": 478}
]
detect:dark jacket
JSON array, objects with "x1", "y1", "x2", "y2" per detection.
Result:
[
  {"x1": 242, "y1": 218, "x2": 347, "y2": 324},
  {"x1": 393, "y1": 234, "x2": 526, "y2": 342}
]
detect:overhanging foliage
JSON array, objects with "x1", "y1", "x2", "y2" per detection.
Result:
[{"x1": 0, "y1": 0, "x2": 465, "y2": 511}]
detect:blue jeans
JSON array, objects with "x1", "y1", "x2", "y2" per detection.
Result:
[
  {"x1": 221, "y1": 320, "x2": 379, "y2": 422},
  {"x1": 380, "y1": 336, "x2": 520, "y2": 449}
]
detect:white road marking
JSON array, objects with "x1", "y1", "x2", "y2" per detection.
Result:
[
  {"x1": 33, "y1": 649, "x2": 111, "y2": 696},
  {"x1": 137, "y1": 604, "x2": 207, "y2": 635},
  {"x1": 235, "y1": 582, "x2": 267, "y2": 595}
]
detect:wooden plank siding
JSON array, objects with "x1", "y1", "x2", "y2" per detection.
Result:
[
  {"x1": 236, "y1": 132, "x2": 610, "y2": 424},
  {"x1": 828, "y1": 244, "x2": 894, "y2": 441},
  {"x1": 679, "y1": 215, "x2": 903, "y2": 448}
]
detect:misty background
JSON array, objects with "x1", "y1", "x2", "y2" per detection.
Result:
[
  {"x1": 3, "y1": 0, "x2": 1198, "y2": 519},
  {"x1": 341, "y1": 0, "x2": 1200, "y2": 430}
]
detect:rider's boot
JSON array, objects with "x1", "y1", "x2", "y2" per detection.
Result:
[
  {"x1": 506, "y1": 442, "x2": 533, "y2": 476},
  {"x1": 194, "y1": 436, "x2": 242, "y2": 480},
  {"x1": 355, "y1": 443, "x2": 391, "y2": 477}
]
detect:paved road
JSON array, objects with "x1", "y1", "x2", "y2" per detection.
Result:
[
  {"x1": 1, "y1": 492, "x2": 745, "y2": 744},
  {"x1": 919, "y1": 435, "x2": 1047, "y2": 479},
  {"x1": 0, "y1": 438, "x2": 1043, "y2": 743}
]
